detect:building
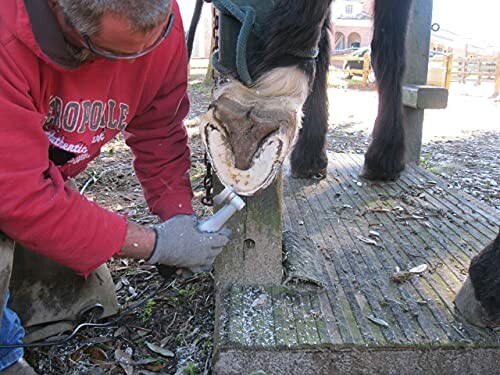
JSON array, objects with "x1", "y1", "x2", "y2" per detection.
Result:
[{"x1": 331, "y1": 0, "x2": 374, "y2": 52}]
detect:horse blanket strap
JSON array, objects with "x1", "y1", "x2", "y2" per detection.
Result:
[
  {"x1": 212, "y1": 0, "x2": 320, "y2": 86},
  {"x1": 212, "y1": 0, "x2": 256, "y2": 85}
]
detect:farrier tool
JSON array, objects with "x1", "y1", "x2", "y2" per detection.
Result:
[{"x1": 157, "y1": 186, "x2": 245, "y2": 279}]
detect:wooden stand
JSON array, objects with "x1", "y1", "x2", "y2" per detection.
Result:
[
  {"x1": 214, "y1": 177, "x2": 283, "y2": 288},
  {"x1": 403, "y1": 0, "x2": 434, "y2": 163}
]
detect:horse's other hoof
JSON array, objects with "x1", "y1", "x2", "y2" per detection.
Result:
[
  {"x1": 455, "y1": 276, "x2": 500, "y2": 328},
  {"x1": 362, "y1": 149, "x2": 405, "y2": 181},
  {"x1": 361, "y1": 163, "x2": 403, "y2": 181},
  {"x1": 291, "y1": 168, "x2": 327, "y2": 180}
]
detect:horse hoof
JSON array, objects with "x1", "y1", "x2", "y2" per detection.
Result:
[{"x1": 361, "y1": 164, "x2": 403, "y2": 181}]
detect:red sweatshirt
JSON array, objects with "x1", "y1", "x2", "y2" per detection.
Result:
[{"x1": 0, "y1": 0, "x2": 194, "y2": 276}]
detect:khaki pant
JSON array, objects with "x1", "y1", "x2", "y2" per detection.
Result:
[{"x1": 0, "y1": 233, "x2": 119, "y2": 343}]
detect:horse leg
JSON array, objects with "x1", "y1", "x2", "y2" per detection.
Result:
[
  {"x1": 291, "y1": 11, "x2": 331, "y2": 179},
  {"x1": 362, "y1": 0, "x2": 413, "y2": 180}
]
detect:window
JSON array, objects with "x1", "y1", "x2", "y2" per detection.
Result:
[{"x1": 345, "y1": 4, "x2": 353, "y2": 14}]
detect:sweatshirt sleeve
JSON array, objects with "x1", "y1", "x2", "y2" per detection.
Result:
[
  {"x1": 124, "y1": 19, "x2": 194, "y2": 222},
  {"x1": 0, "y1": 42, "x2": 127, "y2": 277}
]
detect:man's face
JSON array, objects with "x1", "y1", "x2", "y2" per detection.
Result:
[
  {"x1": 50, "y1": 0, "x2": 172, "y2": 61},
  {"x1": 82, "y1": 12, "x2": 174, "y2": 60}
]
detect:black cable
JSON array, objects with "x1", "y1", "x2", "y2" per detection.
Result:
[
  {"x1": 186, "y1": 0, "x2": 205, "y2": 61},
  {"x1": 0, "y1": 279, "x2": 170, "y2": 349}
]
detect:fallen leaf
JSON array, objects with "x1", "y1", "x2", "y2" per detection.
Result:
[
  {"x1": 70, "y1": 349, "x2": 83, "y2": 362},
  {"x1": 357, "y1": 236, "x2": 378, "y2": 246},
  {"x1": 145, "y1": 342, "x2": 175, "y2": 358},
  {"x1": 90, "y1": 359, "x2": 114, "y2": 370},
  {"x1": 114, "y1": 326, "x2": 128, "y2": 338},
  {"x1": 115, "y1": 349, "x2": 134, "y2": 375},
  {"x1": 367, "y1": 315, "x2": 389, "y2": 328},
  {"x1": 251, "y1": 294, "x2": 268, "y2": 309},
  {"x1": 409, "y1": 264, "x2": 428, "y2": 274},
  {"x1": 114, "y1": 280, "x2": 123, "y2": 291},
  {"x1": 85, "y1": 346, "x2": 108, "y2": 361},
  {"x1": 145, "y1": 362, "x2": 166, "y2": 372}
]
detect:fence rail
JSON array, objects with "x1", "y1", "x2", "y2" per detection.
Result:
[
  {"x1": 330, "y1": 54, "x2": 373, "y2": 86},
  {"x1": 330, "y1": 51, "x2": 500, "y2": 96}
]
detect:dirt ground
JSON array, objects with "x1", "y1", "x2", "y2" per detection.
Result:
[{"x1": 24, "y1": 73, "x2": 499, "y2": 374}]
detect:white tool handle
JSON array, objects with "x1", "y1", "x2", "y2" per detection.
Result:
[{"x1": 198, "y1": 187, "x2": 245, "y2": 233}]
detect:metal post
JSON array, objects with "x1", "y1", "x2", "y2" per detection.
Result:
[{"x1": 403, "y1": 0, "x2": 433, "y2": 163}]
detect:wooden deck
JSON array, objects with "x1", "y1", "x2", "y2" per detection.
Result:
[{"x1": 213, "y1": 153, "x2": 500, "y2": 375}]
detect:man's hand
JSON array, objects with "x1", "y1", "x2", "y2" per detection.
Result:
[{"x1": 147, "y1": 215, "x2": 230, "y2": 272}]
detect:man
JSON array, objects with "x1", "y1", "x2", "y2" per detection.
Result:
[{"x1": 0, "y1": 0, "x2": 230, "y2": 373}]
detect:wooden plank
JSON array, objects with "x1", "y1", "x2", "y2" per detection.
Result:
[
  {"x1": 241, "y1": 287, "x2": 275, "y2": 347},
  {"x1": 288, "y1": 175, "x2": 396, "y2": 345},
  {"x1": 402, "y1": 85, "x2": 448, "y2": 109},
  {"x1": 340, "y1": 154, "x2": 498, "y2": 343},
  {"x1": 292, "y1": 292, "x2": 322, "y2": 346},
  {"x1": 270, "y1": 287, "x2": 299, "y2": 348},
  {"x1": 225, "y1": 285, "x2": 247, "y2": 346},
  {"x1": 214, "y1": 177, "x2": 283, "y2": 287},
  {"x1": 287, "y1": 176, "x2": 383, "y2": 346},
  {"x1": 311, "y1": 292, "x2": 336, "y2": 345},
  {"x1": 331, "y1": 154, "x2": 459, "y2": 343},
  {"x1": 334, "y1": 153, "x2": 477, "y2": 342},
  {"x1": 283, "y1": 177, "x2": 361, "y2": 345}
]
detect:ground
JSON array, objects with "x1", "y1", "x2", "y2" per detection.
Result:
[{"x1": 25, "y1": 72, "x2": 499, "y2": 374}]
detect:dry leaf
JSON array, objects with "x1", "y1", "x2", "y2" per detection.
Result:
[
  {"x1": 251, "y1": 294, "x2": 268, "y2": 309},
  {"x1": 85, "y1": 346, "x2": 108, "y2": 361},
  {"x1": 409, "y1": 264, "x2": 428, "y2": 274},
  {"x1": 145, "y1": 342, "x2": 175, "y2": 358},
  {"x1": 357, "y1": 236, "x2": 378, "y2": 246},
  {"x1": 115, "y1": 349, "x2": 134, "y2": 375},
  {"x1": 367, "y1": 315, "x2": 389, "y2": 327},
  {"x1": 114, "y1": 280, "x2": 123, "y2": 291},
  {"x1": 90, "y1": 359, "x2": 114, "y2": 370},
  {"x1": 145, "y1": 362, "x2": 166, "y2": 372},
  {"x1": 70, "y1": 349, "x2": 83, "y2": 362}
]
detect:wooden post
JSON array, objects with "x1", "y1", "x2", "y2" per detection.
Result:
[
  {"x1": 476, "y1": 60, "x2": 482, "y2": 85},
  {"x1": 204, "y1": 5, "x2": 217, "y2": 85},
  {"x1": 403, "y1": 0, "x2": 433, "y2": 163},
  {"x1": 213, "y1": 177, "x2": 283, "y2": 287},
  {"x1": 211, "y1": 4, "x2": 284, "y2": 289},
  {"x1": 444, "y1": 53, "x2": 454, "y2": 89},
  {"x1": 362, "y1": 53, "x2": 370, "y2": 86},
  {"x1": 494, "y1": 53, "x2": 500, "y2": 98}
]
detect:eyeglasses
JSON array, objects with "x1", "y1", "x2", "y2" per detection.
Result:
[{"x1": 81, "y1": 13, "x2": 175, "y2": 60}]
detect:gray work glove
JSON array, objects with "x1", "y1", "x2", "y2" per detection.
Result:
[{"x1": 148, "y1": 215, "x2": 231, "y2": 273}]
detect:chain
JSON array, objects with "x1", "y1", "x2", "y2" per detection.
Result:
[{"x1": 201, "y1": 4, "x2": 220, "y2": 207}]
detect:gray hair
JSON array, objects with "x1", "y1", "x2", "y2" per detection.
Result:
[{"x1": 57, "y1": 0, "x2": 173, "y2": 35}]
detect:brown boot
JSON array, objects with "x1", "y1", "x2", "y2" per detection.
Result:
[{"x1": 1, "y1": 359, "x2": 37, "y2": 375}]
